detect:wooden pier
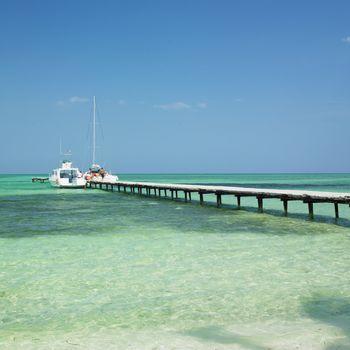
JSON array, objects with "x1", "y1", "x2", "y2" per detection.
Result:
[
  {"x1": 87, "y1": 180, "x2": 350, "y2": 220},
  {"x1": 32, "y1": 177, "x2": 49, "y2": 183}
]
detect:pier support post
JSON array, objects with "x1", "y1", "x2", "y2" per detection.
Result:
[
  {"x1": 236, "y1": 195, "x2": 241, "y2": 208},
  {"x1": 334, "y1": 203, "x2": 339, "y2": 219},
  {"x1": 158, "y1": 188, "x2": 161, "y2": 196},
  {"x1": 164, "y1": 189, "x2": 167, "y2": 197},
  {"x1": 307, "y1": 202, "x2": 314, "y2": 219},
  {"x1": 99, "y1": 183, "x2": 102, "y2": 189},
  {"x1": 257, "y1": 196, "x2": 263, "y2": 212},
  {"x1": 171, "y1": 190, "x2": 174, "y2": 200},
  {"x1": 189, "y1": 192, "x2": 192, "y2": 201},
  {"x1": 199, "y1": 192, "x2": 204, "y2": 205},
  {"x1": 216, "y1": 194, "x2": 222, "y2": 208},
  {"x1": 282, "y1": 199, "x2": 288, "y2": 215},
  {"x1": 176, "y1": 191, "x2": 178, "y2": 199},
  {"x1": 184, "y1": 191, "x2": 188, "y2": 202}
]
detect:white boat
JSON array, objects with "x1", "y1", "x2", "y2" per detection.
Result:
[
  {"x1": 49, "y1": 160, "x2": 86, "y2": 188},
  {"x1": 84, "y1": 96, "x2": 119, "y2": 183}
]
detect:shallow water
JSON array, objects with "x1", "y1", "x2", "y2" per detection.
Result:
[{"x1": 0, "y1": 174, "x2": 350, "y2": 349}]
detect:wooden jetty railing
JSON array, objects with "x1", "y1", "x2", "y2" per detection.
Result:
[{"x1": 86, "y1": 180, "x2": 350, "y2": 220}]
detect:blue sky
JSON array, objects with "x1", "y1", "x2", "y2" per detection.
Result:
[{"x1": 0, "y1": 0, "x2": 349, "y2": 173}]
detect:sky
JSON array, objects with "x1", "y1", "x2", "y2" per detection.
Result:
[{"x1": 0, "y1": 0, "x2": 349, "y2": 173}]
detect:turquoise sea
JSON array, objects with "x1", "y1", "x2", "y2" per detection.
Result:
[{"x1": 1, "y1": 173, "x2": 350, "y2": 349}]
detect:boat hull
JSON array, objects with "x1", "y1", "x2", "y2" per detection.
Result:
[
  {"x1": 50, "y1": 182, "x2": 86, "y2": 189},
  {"x1": 88, "y1": 174, "x2": 119, "y2": 184},
  {"x1": 49, "y1": 177, "x2": 86, "y2": 189}
]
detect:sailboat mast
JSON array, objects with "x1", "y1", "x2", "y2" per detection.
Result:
[{"x1": 92, "y1": 96, "x2": 96, "y2": 165}]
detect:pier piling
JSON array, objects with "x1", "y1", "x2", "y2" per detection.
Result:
[
  {"x1": 307, "y1": 202, "x2": 314, "y2": 219},
  {"x1": 216, "y1": 194, "x2": 222, "y2": 208},
  {"x1": 334, "y1": 203, "x2": 339, "y2": 219},
  {"x1": 282, "y1": 199, "x2": 288, "y2": 215},
  {"x1": 257, "y1": 196, "x2": 263, "y2": 212},
  {"x1": 236, "y1": 195, "x2": 241, "y2": 208}
]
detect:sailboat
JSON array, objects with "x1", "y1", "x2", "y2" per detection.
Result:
[
  {"x1": 84, "y1": 96, "x2": 119, "y2": 183},
  {"x1": 49, "y1": 144, "x2": 86, "y2": 188}
]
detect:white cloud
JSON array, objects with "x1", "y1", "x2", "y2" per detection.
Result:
[
  {"x1": 69, "y1": 96, "x2": 89, "y2": 103},
  {"x1": 56, "y1": 96, "x2": 90, "y2": 106},
  {"x1": 342, "y1": 36, "x2": 350, "y2": 43},
  {"x1": 197, "y1": 102, "x2": 207, "y2": 109},
  {"x1": 154, "y1": 101, "x2": 192, "y2": 111}
]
